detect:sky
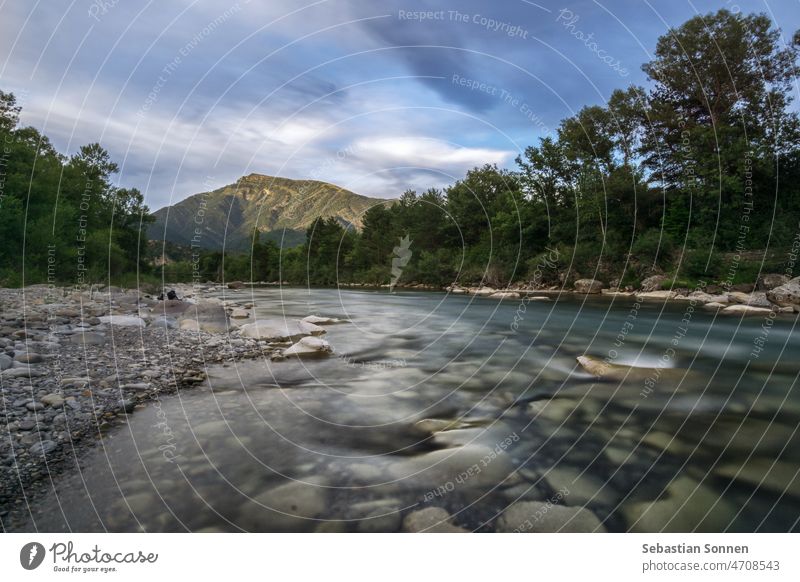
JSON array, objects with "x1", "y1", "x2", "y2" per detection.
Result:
[{"x1": 1, "y1": 0, "x2": 799, "y2": 210}]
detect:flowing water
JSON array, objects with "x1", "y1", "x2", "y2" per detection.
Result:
[{"x1": 20, "y1": 289, "x2": 800, "y2": 532}]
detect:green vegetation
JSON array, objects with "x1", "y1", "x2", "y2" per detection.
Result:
[{"x1": 3, "y1": 10, "x2": 799, "y2": 290}]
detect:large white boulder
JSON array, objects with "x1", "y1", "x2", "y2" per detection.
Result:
[
  {"x1": 283, "y1": 336, "x2": 333, "y2": 357},
  {"x1": 239, "y1": 319, "x2": 314, "y2": 341}
]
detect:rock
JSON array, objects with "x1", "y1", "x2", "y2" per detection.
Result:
[
  {"x1": 0, "y1": 354, "x2": 11, "y2": 370},
  {"x1": 545, "y1": 466, "x2": 615, "y2": 506},
  {"x1": 69, "y1": 331, "x2": 106, "y2": 345},
  {"x1": 687, "y1": 291, "x2": 728, "y2": 304},
  {"x1": 1, "y1": 367, "x2": 46, "y2": 378},
  {"x1": 97, "y1": 315, "x2": 146, "y2": 328},
  {"x1": 348, "y1": 463, "x2": 383, "y2": 482},
  {"x1": 244, "y1": 476, "x2": 328, "y2": 531},
  {"x1": 151, "y1": 316, "x2": 178, "y2": 330},
  {"x1": 41, "y1": 393, "x2": 65, "y2": 408},
  {"x1": 29, "y1": 440, "x2": 57, "y2": 456},
  {"x1": 177, "y1": 304, "x2": 229, "y2": 333},
  {"x1": 25, "y1": 401, "x2": 44, "y2": 411},
  {"x1": 471, "y1": 287, "x2": 497, "y2": 296},
  {"x1": 283, "y1": 337, "x2": 332, "y2": 358},
  {"x1": 623, "y1": 476, "x2": 737, "y2": 532},
  {"x1": 227, "y1": 281, "x2": 245, "y2": 289},
  {"x1": 766, "y1": 277, "x2": 800, "y2": 309},
  {"x1": 179, "y1": 319, "x2": 201, "y2": 332},
  {"x1": 727, "y1": 291, "x2": 771, "y2": 307},
  {"x1": 759, "y1": 273, "x2": 789, "y2": 291},
  {"x1": 496, "y1": 501, "x2": 606, "y2": 532},
  {"x1": 721, "y1": 304, "x2": 773, "y2": 315},
  {"x1": 640, "y1": 274, "x2": 668, "y2": 292},
  {"x1": 298, "y1": 320, "x2": 326, "y2": 336},
  {"x1": 230, "y1": 308, "x2": 250, "y2": 319},
  {"x1": 240, "y1": 319, "x2": 312, "y2": 341},
  {"x1": 703, "y1": 302, "x2": 727, "y2": 310},
  {"x1": 574, "y1": 279, "x2": 604, "y2": 294},
  {"x1": 636, "y1": 290, "x2": 677, "y2": 300},
  {"x1": 302, "y1": 315, "x2": 343, "y2": 325},
  {"x1": 14, "y1": 353, "x2": 43, "y2": 364},
  {"x1": 715, "y1": 459, "x2": 800, "y2": 497},
  {"x1": 489, "y1": 291, "x2": 521, "y2": 299},
  {"x1": 402, "y1": 508, "x2": 467, "y2": 533},
  {"x1": 576, "y1": 354, "x2": 689, "y2": 383}
]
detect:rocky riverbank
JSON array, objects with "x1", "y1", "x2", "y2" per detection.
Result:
[{"x1": 0, "y1": 283, "x2": 342, "y2": 529}]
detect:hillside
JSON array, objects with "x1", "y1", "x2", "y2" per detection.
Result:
[{"x1": 148, "y1": 173, "x2": 389, "y2": 249}]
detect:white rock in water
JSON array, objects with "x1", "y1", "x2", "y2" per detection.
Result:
[
  {"x1": 239, "y1": 319, "x2": 311, "y2": 341},
  {"x1": 490, "y1": 291, "x2": 521, "y2": 299},
  {"x1": 722, "y1": 304, "x2": 773, "y2": 315},
  {"x1": 98, "y1": 315, "x2": 146, "y2": 327},
  {"x1": 302, "y1": 315, "x2": 343, "y2": 325},
  {"x1": 283, "y1": 336, "x2": 332, "y2": 357},
  {"x1": 703, "y1": 301, "x2": 727, "y2": 310},
  {"x1": 230, "y1": 308, "x2": 250, "y2": 319},
  {"x1": 298, "y1": 320, "x2": 326, "y2": 336},
  {"x1": 471, "y1": 287, "x2": 497, "y2": 296},
  {"x1": 636, "y1": 290, "x2": 677, "y2": 300}
]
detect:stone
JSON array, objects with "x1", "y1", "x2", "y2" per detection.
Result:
[
  {"x1": 640, "y1": 274, "x2": 668, "y2": 292},
  {"x1": 25, "y1": 401, "x2": 45, "y2": 411},
  {"x1": 574, "y1": 279, "x2": 604, "y2": 294},
  {"x1": 283, "y1": 337, "x2": 332, "y2": 358},
  {"x1": 230, "y1": 308, "x2": 250, "y2": 319},
  {"x1": 715, "y1": 459, "x2": 800, "y2": 498},
  {"x1": 490, "y1": 291, "x2": 521, "y2": 299},
  {"x1": 721, "y1": 304, "x2": 773, "y2": 315},
  {"x1": 636, "y1": 290, "x2": 678, "y2": 300},
  {"x1": 14, "y1": 353, "x2": 43, "y2": 364},
  {"x1": 0, "y1": 354, "x2": 11, "y2": 370},
  {"x1": 759, "y1": 273, "x2": 789, "y2": 291},
  {"x1": 2, "y1": 367, "x2": 47, "y2": 378},
  {"x1": 766, "y1": 277, "x2": 800, "y2": 309},
  {"x1": 29, "y1": 440, "x2": 57, "y2": 456},
  {"x1": 177, "y1": 304, "x2": 229, "y2": 333},
  {"x1": 151, "y1": 316, "x2": 178, "y2": 330},
  {"x1": 703, "y1": 302, "x2": 727, "y2": 310},
  {"x1": 687, "y1": 291, "x2": 728, "y2": 304},
  {"x1": 471, "y1": 287, "x2": 497, "y2": 296},
  {"x1": 623, "y1": 476, "x2": 737, "y2": 532},
  {"x1": 227, "y1": 281, "x2": 245, "y2": 289},
  {"x1": 97, "y1": 315, "x2": 146, "y2": 327},
  {"x1": 402, "y1": 508, "x2": 467, "y2": 533},
  {"x1": 727, "y1": 291, "x2": 771, "y2": 307},
  {"x1": 496, "y1": 501, "x2": 606, "y2": 532},
  {"x1": 41, "y1": 394, "x2": 65, "y2": 408},
  {"x1": 544, "y1": 466, "x2": 615, "y2": 506},
  {"x1": 302, "y1": 315, "x2": 343, "y2": 325},
  {"x1": 69, "y1": 331, "x2": 106, "y2": 345},
  {"x1": 244, "y1": 476, "x2": 328, "y2": 531},
  {"x1": 239, "y1": 319, "x2": 312, "y2": 341}
]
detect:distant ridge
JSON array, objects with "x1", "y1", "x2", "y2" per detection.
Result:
[{"x1": 148, "y1": 173, "x2": 389, "y2": 249}]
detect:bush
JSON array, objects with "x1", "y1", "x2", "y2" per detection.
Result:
[{"x1": 631, "y1": 229, "x2": 674, "y2": 269}]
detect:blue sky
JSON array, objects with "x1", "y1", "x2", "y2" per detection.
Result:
[{"x1": 1, "y1": 0, "x2": 798, "y2": 209}]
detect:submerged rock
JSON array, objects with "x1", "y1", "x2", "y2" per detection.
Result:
[
  {"x1": 576, "y1": 354, "x2": 691, "y2": 384},
  {"x1": 496, "y1": 501, "x2": 606, "y2": 532},
  {"x1": 241, "y1": 476, "x2": 328, "y2": 531}
]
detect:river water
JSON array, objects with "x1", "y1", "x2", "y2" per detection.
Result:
[{"x1": 21, "y1": 288, "x2": 800, "y2": 532}]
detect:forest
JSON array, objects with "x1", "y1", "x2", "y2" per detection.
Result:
[{"x1": 2, "y1": 9, "x2": 799, "y2": 291}]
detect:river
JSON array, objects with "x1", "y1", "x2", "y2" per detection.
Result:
[{"x1": 19, "y1": 288, "x2": 800, "y2": 532}]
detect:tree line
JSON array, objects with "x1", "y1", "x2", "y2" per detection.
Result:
[{"x1": 3, "y1": 10, "x2": 799, "y2": 290}]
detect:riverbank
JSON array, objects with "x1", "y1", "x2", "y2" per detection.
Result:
[{"x1": 0, "y1": 283, "x2": 339, "y2": 529}]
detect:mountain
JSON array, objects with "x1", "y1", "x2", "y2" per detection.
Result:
[{"x1": 148, "y1": 173, "x2": 389, "y2": 250}]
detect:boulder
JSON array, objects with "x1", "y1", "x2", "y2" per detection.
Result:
[
  {"x1": 574, "y1": 279, "x2": 604, "y2": 294},
  {"x1": 41, "y1": 393, "x2": 65, "y2": 407},
  {"x1": 727, "y1": 291, "x2": 771, "y2": 307},
  {"x1": 640, "y1": 274, "x2": 668, "y2": 292},
  {"x1": 230, "y1": 308, "x2": 250, "y2": 319},
  {"x1": 0, "y1": 354, "x2": 13, "y2": 370},
  {"x1": 471, "y1": 287, "x2": 497, "y2": 296},
  {"x1": 766, "y1": 276, "x2": 800, "y2": 309},
  {"x1": 239, "y1": 319, "x2": 313, "y2": 341},
  {"x1": 686, "y1": 291, "x2": 728, "y2": 304},
  {"x1": 302, "y1": 315, "x2": 344, "y2": 325},
  {"x1": 177, "y1": 304, "x2": 229, "y2": 333},
  {"x1": 227, "y1": 281, "x2": 245, "y2": 289},
  {"x1": 496, "y1": 501, "x2": 606, "y2": 532},
  {"x1": 283, "y1": 337, "x2": 332, "y2": 358},
  {"x1": 759, "y1": 273, "x2": 789, "y2": 291}
]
